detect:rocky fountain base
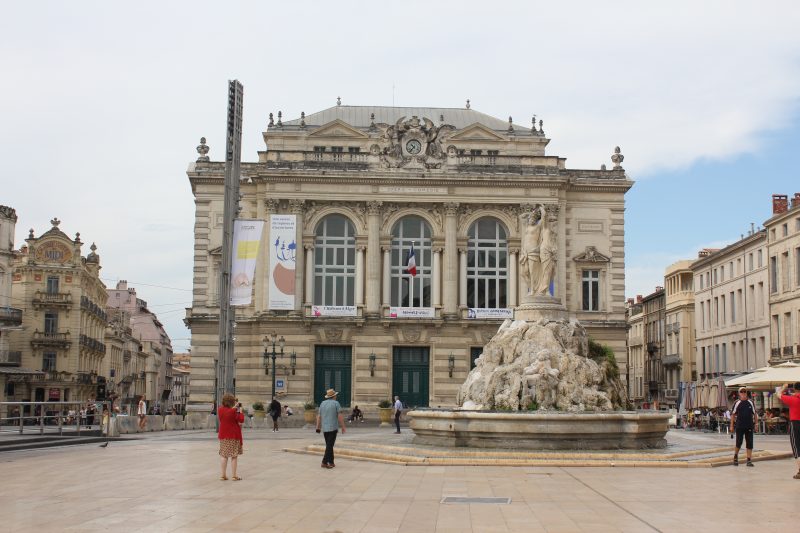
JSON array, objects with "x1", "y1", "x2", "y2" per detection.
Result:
[{"x1": 410, "y1": 305, "x2": 669, "y2": 450}]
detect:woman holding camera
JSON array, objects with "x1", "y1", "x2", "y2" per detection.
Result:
[{"x1": 217, "y1": 393, "x2": 244, "y2": 481}]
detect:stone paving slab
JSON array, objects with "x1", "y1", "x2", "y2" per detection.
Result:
[{"x1": 0, "y1": 427, "x2": 797, "y2": 532}]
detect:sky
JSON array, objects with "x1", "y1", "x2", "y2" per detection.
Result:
[{"x1": 1, "y1": 1, "x2": 799, "y2": 351}]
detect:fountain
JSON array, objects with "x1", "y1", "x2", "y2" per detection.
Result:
[{"x1": 409, "y1": 205, "x2": 670, "y2": 450}]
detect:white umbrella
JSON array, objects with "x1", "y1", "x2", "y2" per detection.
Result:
[{"x1": 725, "y1": 362, "x2": 800, "y2": 390}]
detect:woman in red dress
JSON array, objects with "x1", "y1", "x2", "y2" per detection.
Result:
[{"x1": 218, "y1": 393, "x2": 244, "y2": 480}]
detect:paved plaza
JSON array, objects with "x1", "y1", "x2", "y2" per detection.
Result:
[{"x1": 1, "y1": 427, "x2": 798, "y2": 532}]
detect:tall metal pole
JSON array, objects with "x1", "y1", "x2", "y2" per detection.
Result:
[
  {"x1": 216, "y1": 80, "x2": 243, "y2": 407},
  {"x1": 271, "y1": 346, "x2": 277, "y2": 400}
]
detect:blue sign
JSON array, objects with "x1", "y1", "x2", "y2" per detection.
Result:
[{"x1": 276, "y1": 379, "x2": 285, "y2": 388}]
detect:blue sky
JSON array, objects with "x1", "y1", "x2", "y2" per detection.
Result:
[
  {"x1": 625, "y1": 116, "x2": 800, "y2": 297},
  {"x1": 1, "y1": 1, "x2": 799, "y2": 350}
]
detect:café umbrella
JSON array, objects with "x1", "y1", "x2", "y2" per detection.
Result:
[{"x1": 724, "y1": 362, "x2": 800, "y2": 390}]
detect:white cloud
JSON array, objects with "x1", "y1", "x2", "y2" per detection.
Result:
[{"x1": 0, "y1": 1, "x2": 798, "y2": 343}]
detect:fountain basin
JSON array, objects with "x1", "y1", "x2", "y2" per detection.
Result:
[{"x1": 409, "y1": 409, "x2": 670, "y2": 450}]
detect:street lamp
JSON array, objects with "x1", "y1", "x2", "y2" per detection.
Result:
[
  {"x1": 263, "y1": 333, "x2": 285, "y2": 399},
  {"x1": 448, "y1": 353, "x2": 455, "y2": 378},
  {"x1": 289, "y1": 351, "x2": 297, "y2": 375},
  {"x1": 369, "y1": 353, "x2": 376, "y2": 376}
]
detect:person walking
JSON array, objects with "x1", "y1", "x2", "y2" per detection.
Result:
[
  {"x1": 316, "y1": 389, "x2": 345, "y2": 469},
  {"x1": 393, "y1": 396, "x2": 402, "y2": 434},
  {"x1": 217, "y1": 393, "x2": 244, "y2": 481},
  {"x1": 268, "y1": 398, "x2": 282, "y2": 432},
  {"x1": 137, "y1": 397, "x2": 147, "y2": 430},
  {"x1": 779, "y1": 382, "x2": 800, "y2": 479},
  {"x1": 730, "y1": 386, "x2": 758, "y2": 467}
]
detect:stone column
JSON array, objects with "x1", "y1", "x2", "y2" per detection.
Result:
[
  {"x1": 304, "y1": 244, "x2": 314, "y2": 306},
  {"x1": 443, "y1": 203, "x2": 459, "y2": 317},
  {"x1": 365, "y1": 201, "x2": 382, "y2": 317},
  {"x1": 289, "y1": 200, "x2": 305, "y2": 315},
  {"x1": 432, "y1": 247, "x2": 442, "y2": 308},
  {"x1": 459, "y1": 248, "x2": 468, "y2": 308},
  {"x1": 382, "y1": 245, "x2": 392, "y2": 310},
  {"x1": 260, "y1": 198, "x2": 279, "y2": 311},
  {"x1": 509, "y1": 248, "x2": 518, "y2": 308},
  {"x1": 355, "y1": 245, "x2": 366, "y2": 307}
]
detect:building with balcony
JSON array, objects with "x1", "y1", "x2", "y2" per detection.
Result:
[
  {"x1": 1, "y1": 206, "x2": 23, "y2": 355},
  {"x1": 625, "y1": 296, "x2": 645, "y2": 407},
  {"x1": 1, "y1": 205, "x2": 38, "y2": 412},
  {"x1": 765, "y1": 193, "x2": 800, "y2": 364},
  {"x1": 663, "y1": 260, "x2": 696, "y2": 404},
  {"x1": 106, "y1": 281, "x2": 173, "y2": 409},
  {"x1": 692, "y1": 230, "x2": 770, "y2": 381},
  {"x1": 641, "y1": 287, "x2": 666, "y2": 408},
  {"x1": 6, "y1": 218, "x2": 108, "y2": 404},
  {"x1": 103, "y1": 308, "x2": 147, "y2": 410},
  {"x1": 186, "y1": 101, "x2": 634, "y2": 411}
]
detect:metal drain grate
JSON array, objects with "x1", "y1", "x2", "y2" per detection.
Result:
[{"x1": 441, "y1": 497, "x2": 511, "y2": 504}]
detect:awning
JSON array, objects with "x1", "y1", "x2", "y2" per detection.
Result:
[{"x1": 725, "y1": 362, "x2": 800, "y2": 390}]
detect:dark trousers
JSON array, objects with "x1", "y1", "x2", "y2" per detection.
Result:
[
  {"x1": 323, "y1": 430, "x2": 338, "y2": 465},
  {"x1": 395, "y1": 411, "x2": 401, "y2": 432}
]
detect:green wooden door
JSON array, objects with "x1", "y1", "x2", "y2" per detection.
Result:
[
  {"x1": 314, "y1": 345, "x2": 352, "y2": 407},
  {"x1": 392, "y1": 347, "x2": 430, "y2": 408}
]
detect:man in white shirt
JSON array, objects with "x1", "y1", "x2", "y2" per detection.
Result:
[
  {"x1": 393, "y1": 396, "x2": 402, "y2": 434},
  {"x1": 137, "y1": 398, "x2": 147, "y2": 430}
]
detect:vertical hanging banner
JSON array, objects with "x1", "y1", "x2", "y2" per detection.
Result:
[
  {"x1": 268, "y1": 214, "x2": 297, "y2": 310},
  {"x1": 230, "y1": 219, "x2": 265, "y2": 306}
]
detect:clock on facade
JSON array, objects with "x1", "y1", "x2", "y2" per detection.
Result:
[{"x1": 405, "y1": 139, "x2": 422, "y2": 155}]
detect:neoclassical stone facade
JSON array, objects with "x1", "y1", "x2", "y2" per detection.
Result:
[
  {"x1": 692, "y1": 232, "x2": 770, "y2": 379},
  {"x1": 186, "y1": 103, "x2": 633, "y2": 411},
  {"x1": 765, "y1": 193, "x2": 800, "y2": 363},
  {"x1": 7, "y1": 219, "x2": 109, "y2": 404}
]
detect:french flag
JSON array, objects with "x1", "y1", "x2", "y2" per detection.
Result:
[{"x1": 404, "y1": 243, "x2": 417, "y2": 277}]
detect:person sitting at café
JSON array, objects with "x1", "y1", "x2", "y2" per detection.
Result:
[{"x1": 347, "y1": 405, "x2": 363, "y2": 423}]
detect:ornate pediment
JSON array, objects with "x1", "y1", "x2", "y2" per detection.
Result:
[
  {"x1": 448, "y1": 123, "x2": 507, "y2": 141},
  {"x1": 307, "y1": 119, "x2": 369, "y2": 139},
  {"x1": 378, "y1": 116, "x2": 455, "y2": 170},
  {"x1": 573, "y1": 246, "x2": 610, "y2": 263}
]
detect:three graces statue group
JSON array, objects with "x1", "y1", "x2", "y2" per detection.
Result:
[{"x1": 520, "y1": 205, "x2": 557, "y2": 296}]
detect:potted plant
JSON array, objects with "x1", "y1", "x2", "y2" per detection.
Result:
[
  {"x1": 251, "y1": 402, "x2": 266, "y2": 420},
  {"x1": 303, "y1": 401, "x2": 317, "y2": 425},
  {"x1": 378, "y1": 399, "x2": 393, "y2": 427}
]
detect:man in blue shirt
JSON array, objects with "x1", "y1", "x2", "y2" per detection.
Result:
[
  {"x1": 730, "y1": 387, "x2": 758, "y2": 467},
  {"x1": 316, "y1": 389, "x2": 345, "y2": 468}
]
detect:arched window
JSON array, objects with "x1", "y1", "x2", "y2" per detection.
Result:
[
  {"x1": 314, "y1": 215, "x2": 356, "y2": 306},
  {"x1": 467, "y1": 218, "x2": 508, "y2": 308},
  {"x1": 391, "y1": 217, "x2": 432, "y2": 307}
]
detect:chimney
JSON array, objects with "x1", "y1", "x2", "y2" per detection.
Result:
[
  {"x1": 636, "y1": 295, "x2": 643, "y2": 304},
  {"x1": 655, "y1": 286, "x2": 663, "y2": 292},
  {"x1": 627, "y1": 298, "x2": 634, "y2": 305},
  {"x1": 750, "y1": 222, "x2": 755, "y2": 236},
  {"x1": 698, "y1": 249, "x2": 708, "y2": 258},
  {"x1": 116, "y1": 280, "x2": 128, "y2": 290},
  {"x1": 773, "y1": 194, "x2": 788, "y2": 215},
  {"x1": 792, "y1": 193, "x2": 800, "y2": 209}
]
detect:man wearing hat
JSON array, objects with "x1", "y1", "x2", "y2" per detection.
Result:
[
  {"x1": 730, "y1": 386, "x2": 757, "y2": 467},
  {"x1": 779, "y1": 382, "x2": 800, "y2": 479},
  {"x1": 316, "y1": 389, "x2": 346, "y2": 468}
]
